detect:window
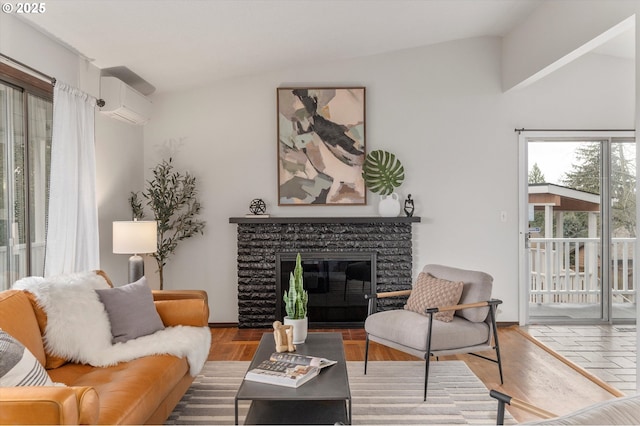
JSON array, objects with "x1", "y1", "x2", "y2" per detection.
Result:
[{"x1": 0, "y1": 63, "x2": 53, "y2": 290}]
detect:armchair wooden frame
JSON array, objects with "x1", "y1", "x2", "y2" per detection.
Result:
[{"x1": 364, "y1": 289, "x2": 504, "y2": 401}]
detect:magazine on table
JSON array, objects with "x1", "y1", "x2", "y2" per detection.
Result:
[{"x1": 244, "y1": 353, "x2": 337, "y2": 388}]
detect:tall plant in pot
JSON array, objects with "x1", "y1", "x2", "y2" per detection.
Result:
[
  {"x1": 362, "y1": 149, "x2": 405, "y2": 217},
  {"x1": 283, "y1": 253, "x2": 309, "y2": 344},
  {"x1": 130, "y1": 158, "x2": 206, "y2": 290}
]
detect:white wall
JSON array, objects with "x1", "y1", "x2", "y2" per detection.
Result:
[
  {"x1": 509, "y1": 52, "x2": 635, "y2": 128},
  {"x1": 1, "y1": 14, "x2": 144, "y2": 285},
  {"x1": 94, "y1": 116, "x2": 145, "y2": 286},
  {"x1": 0, "y1": 14, "x2": 80, "y2": 88},
  {"x1": 145, "y1": 36, "x2": 634, "y2": 323},
  {"x1": 502, "y1": 0, "x2": 636, "y2": 91}
]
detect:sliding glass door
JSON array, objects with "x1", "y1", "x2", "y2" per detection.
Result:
[
  {"x1": 519, "y1": 131, "x2": 636, "y2": 324},
  {"x1": 0, "y1": 80, "x2": 52, "y2": 290},
  {"x1": 610, "y1": 138, "x2": 636, "y2": 320}
]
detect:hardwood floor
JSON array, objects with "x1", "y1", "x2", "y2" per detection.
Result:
[{"x1": 208, "y1": 325, "x2": 620, "y2": 423}]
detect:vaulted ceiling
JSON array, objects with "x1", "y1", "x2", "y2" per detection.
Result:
[{"x1": 17, "y1": 0, "x2": 632, "y2": 94}]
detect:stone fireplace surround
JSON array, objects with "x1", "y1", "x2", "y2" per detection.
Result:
[{"x1": 229, "y1": 216, "x2": 421, "y2": 328}]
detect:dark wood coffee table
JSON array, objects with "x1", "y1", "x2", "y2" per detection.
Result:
[{"x1": 235, "y1": 332, "x2": 351, "y2": 425}]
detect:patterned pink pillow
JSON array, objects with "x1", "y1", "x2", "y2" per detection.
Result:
[{"x1": 404, "y1": 272, "x2": 464, "y2": 322}]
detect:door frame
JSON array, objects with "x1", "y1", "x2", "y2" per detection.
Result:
[{"x1": 518, "y1": 129, "x2": 636, "y2": 325}]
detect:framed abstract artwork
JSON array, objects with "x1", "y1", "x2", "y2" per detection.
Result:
[{"x1": 277, "y1": 87, "x2": 366, "y2": 205}]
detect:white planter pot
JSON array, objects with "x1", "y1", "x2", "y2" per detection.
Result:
[
  {"x1": 378, "y1": 193, "x2": 401, "y2": 217},
  {"x1": 283, "y1": 316, "x2": 308, "y2": 344}
]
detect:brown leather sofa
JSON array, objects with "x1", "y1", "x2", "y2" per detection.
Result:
[{"x1": 0, "y1": 280, "x2": 209, "y2": 425}]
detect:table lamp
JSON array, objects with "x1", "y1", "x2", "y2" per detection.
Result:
[{"x1": 113, "y1": 220, "x2": 158, "y2": 283}]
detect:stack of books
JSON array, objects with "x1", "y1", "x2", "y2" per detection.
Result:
[{"x1": 244, "y1": 352, "x2": 337, "y2": 388}]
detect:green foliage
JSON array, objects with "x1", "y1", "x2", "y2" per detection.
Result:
[
  {"x1": 129, "y1": 158, "x2": 206, "y2": 289},
  {"x1": 527, "y1": 163, "x2": 547, "y2": 234},
  {"x1": 562, "y1": 144, "x2": 601, "y2": 194},
  {"x1": 562, "y1": 143, "x2": 636, "y2": 237},
  {"x1": 528, "y1": 163, "x2": 545, "y2": 184},
  {"x1": 610, "y1": 145, "x2": 637, "y2": 237},
  {"x1": 362, "y1": 150, "x2": 405, "y2": 195},
  {"x1": 129, "y1": 192, "x2": 144, "y2": 220},
  {"x1": 283, "y1": 253, "x2": 308, "y2": 319}
]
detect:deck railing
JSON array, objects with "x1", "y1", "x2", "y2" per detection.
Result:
[{"x1": 529, "y1": 238, "x2": 635, "y2": 304}]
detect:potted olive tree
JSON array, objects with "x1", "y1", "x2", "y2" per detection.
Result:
[
  {"x1": 130, "y1": 158, "x2": 206, "y2": 289},
  {"x1": 283, "y1": 253, "x2": 309, "y2": 344},
  {"x1": 362, "y1": 149, "x2": 405, "y2": 217}
]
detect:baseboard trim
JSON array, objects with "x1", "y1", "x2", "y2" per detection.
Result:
[
  {"x1": 209, "y1": 321, "x2": 519, "y2": 328},
  {"x1": 208, "y1": 322, "x2": 239, "y2": 328}
]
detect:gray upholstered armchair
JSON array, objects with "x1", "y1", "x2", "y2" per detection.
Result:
[{"x1": 364, "y1": 264, "x2": 504, "y2": 401}]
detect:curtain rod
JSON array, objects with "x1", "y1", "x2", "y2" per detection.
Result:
[
  {"x1": 515, "y1": 128, "x2": 635, "y2": 133},
  {"x1": 1, "y1": 52, "x2": 105, "y2": 107}
]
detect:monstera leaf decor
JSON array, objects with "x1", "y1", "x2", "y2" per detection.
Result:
[{"x1": 362, "y1": 150, "x2": 405, "y2": 195}]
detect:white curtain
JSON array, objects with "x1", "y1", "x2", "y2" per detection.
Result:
[{"x1": 44, "y1": 82, "x2": 99, "y2": 276}]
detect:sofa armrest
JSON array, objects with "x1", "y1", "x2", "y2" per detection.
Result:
[
  {"x1": 152, "y1": 290, "x2": 209, "y2": 327},
  {"x1": 0, "y1": 386, "x2": 99, "y2": 425}
]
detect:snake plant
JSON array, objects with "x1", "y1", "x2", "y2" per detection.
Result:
[{"x1": 283, "y1": 253, "x2": 308, "y2": 319}]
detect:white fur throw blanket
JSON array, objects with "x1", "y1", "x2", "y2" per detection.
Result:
[{"x1": 13, "y1": 272, "x2": 210, "y2": 376}]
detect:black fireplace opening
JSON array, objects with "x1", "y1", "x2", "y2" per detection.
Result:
[{"x1": 275, "y1": 252, "x2": 376, "y2": 327}]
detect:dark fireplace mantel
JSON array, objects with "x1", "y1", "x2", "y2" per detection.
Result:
[
  {"x1": 229, "y1": 216, "x2": 421, "y2": 224},
  {"x1": 230, "y1": 216, "x2": 420, "y2": 328}
]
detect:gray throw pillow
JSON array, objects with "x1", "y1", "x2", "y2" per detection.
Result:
[
  {"x1": 0, "y1": 329, "x2": 55, "y2": 386},
  {"x1": 95, "y1": 277, "x2": 165, "y2": 343}
]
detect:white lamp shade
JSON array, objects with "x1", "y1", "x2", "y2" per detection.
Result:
[{"x1": 113, "y1": 221, "x2": 158, "y2": 254}]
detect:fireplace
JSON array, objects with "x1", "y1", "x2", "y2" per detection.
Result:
[
  {"x1": 229, "y1": 216, "x2": 420, "y2": 328},
  {"x1": 276, "y1": 252, "x2": 376, "y2": 327}
]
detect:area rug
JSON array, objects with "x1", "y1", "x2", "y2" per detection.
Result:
[{"x1": 166, "y1": 360, "x2": 515, "y2": 425}]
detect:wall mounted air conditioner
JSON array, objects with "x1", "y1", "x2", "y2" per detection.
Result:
[{"x1": 99, "y1": 76, "x2": 151, "y2": 125}]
